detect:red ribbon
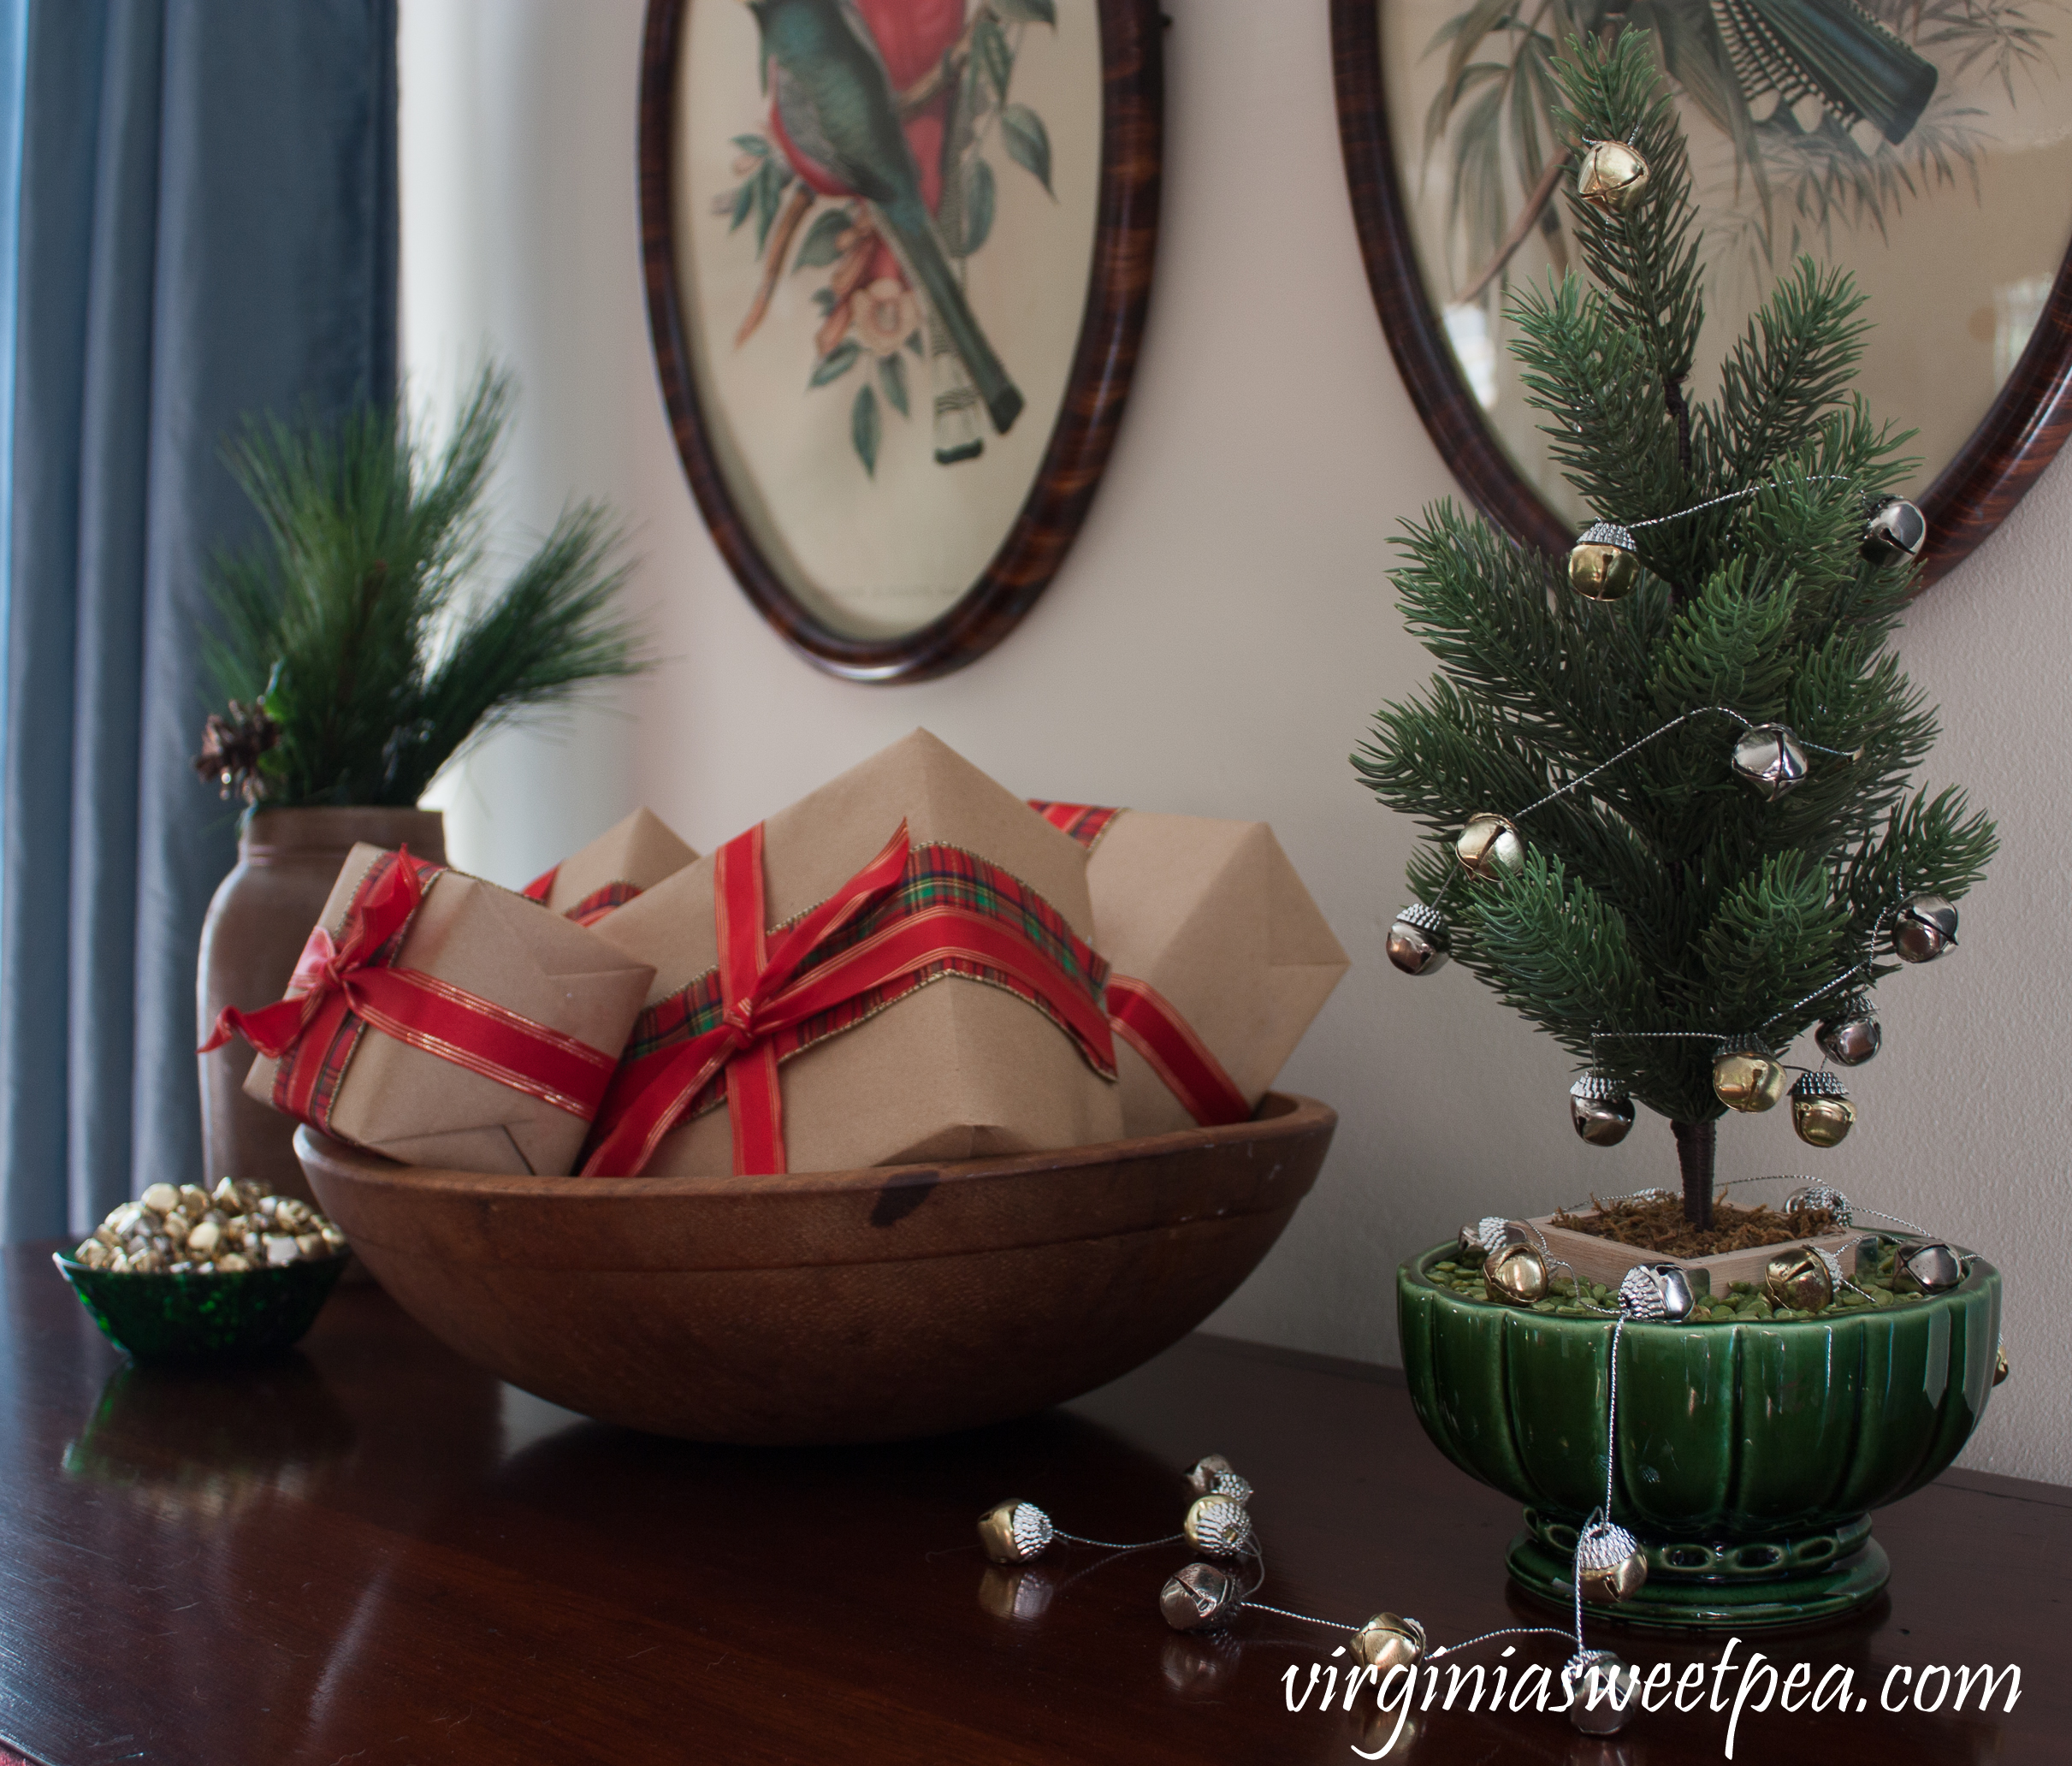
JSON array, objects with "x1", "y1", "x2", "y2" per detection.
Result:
[
  {"x1": 581, "y1": 821, "x2": 1119, "y2": 1178},
  {"x1": 521, "y1": 865, "x2": 558, "y2": 904},
  {"x1": 200, "y1": 849, "x2": 619, "y2": 1128},
  {"x1": 523, "y1": 863, "x2": 640, "y2": 926},
  {"x1": 1104, "y1": 975, "x2": 1252, "y2": 1128}
]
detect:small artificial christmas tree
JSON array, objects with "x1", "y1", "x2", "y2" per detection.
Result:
[{"x1": 1354, "y1": 27, "x2": 1996, "y2": 1233}]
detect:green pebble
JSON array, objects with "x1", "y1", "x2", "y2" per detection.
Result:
[
  {"x1": 1555, "y1": 1304, "x2": 1590, "y2": 1317},
  {"x1": 1434, "y1": 1260, "x2": 1459, "y2": 1272},
  {"x1": 1531, "y1": 1300, "x2": 1558, "y2": 1313},
  {"x1": 1729, "y1": 1280, "x2": 1755, "y2": 1295}
]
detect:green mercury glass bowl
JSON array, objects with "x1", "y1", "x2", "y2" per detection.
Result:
[
  {"x1": 53, "y1": 1250, "x2": 349, "y2": 1362},
  {"x1": 1398, "y1": 1241, "x2": 2001, "y2": 1629}
]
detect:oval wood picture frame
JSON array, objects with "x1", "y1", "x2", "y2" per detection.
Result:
[
  {"x1": 1330, "y1": 0, "x2": 2072, "y2": 586},
  {"x1": 639, "y1": 0, "x2": 1163, "y2": 683}
]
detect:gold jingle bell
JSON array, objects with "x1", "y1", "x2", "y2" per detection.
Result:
[
  {"x1": 978, "y1": 1498, "x2": 1054, "y2": 1564},
  {"x1": 1567, "y1": 520, "x2": 1639, "y2": 601},
  {"x1": 1574, "y1": 1520, "x2": 1649, "y2": 1604},
  {"x1": 1894, "y1": 1241, "x2": 1962, "y2": 1293},
  {"x1": 1815, "y1": 992, "x2": 1880, "y2": 1066},
  {"x1": 1484, "y1": 1240, "x2": 1549, "y2": 1307},
  {"x1": 1455, "y1": 813, "x2": 1524, "y2": 880},
  {"x1": 1385, "y1": 901, "x2": 1450, "y2": 976},
  {"x1": 1159, "y1": 1561, "x2": 1240, "y2": 1633},
  {"x1": 1893, "y1": 893, "x2": 1958, "y2": 963},
  {"x1": 1791, "y1": 1070, "x2": 1856, "y2": 1148},
  {"x1": 1569, "y1": 1071, "x2": 1636, "y2": 1147},
  {"x1": 1353, "y1": 1612, "x2": 1427, "y2": 1675},
  {"x1": 1576, "y1": 139, "x2": 1651, "y2": 214},
  {"x1": 1564, "y1": 1649, "x2": 1642, "y2": 1736},
  {"x1": 1182, "y1": 1494, "x2": 1253, "y2": 1557},
  {"x1": 1713, "y1": 1044, "x2": 1786, "y2": 1113},
  {"x1": 1762, "y1": 1245, "x2": 1833, "y2": 1313}
]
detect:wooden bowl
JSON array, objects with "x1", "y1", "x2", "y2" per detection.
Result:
[{"x1": 295, "y1": 1093, "x2": 1335, "y2": 1444}]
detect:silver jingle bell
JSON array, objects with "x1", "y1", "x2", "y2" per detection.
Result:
[
  {"x1": 1730, "y1": 722, "x2": 1809, "y2": 801},
  {"x1": 1785, "y1": 1182, "x2": 1853, "y2": 1226},
  {"x1": 1564, "y1": 1649, "x2": 1642, "y2": 1735},
  {"x1": 1895, "y1": 1241, "x2": 1963, "y2": 1293},
  {"x1": 1862, "y1": 496, "x2": 1927, "y2": 566},
  {"x1": 978, "y1": 1499, "x2": 1055, "y2": 1564},
  {"x1": 1791, "y1": 1070, "x2": 1856, "y2": 1149},
  {"x1": 1182, "y1": 1494, "x2": 1253, "y2": 1557},
  {"x1": 1183, "y1": 1454, "x2": 1252, "y2": 1503},
  {"x1": 1574, "y1": 1520, "x2": 1649, "y2": 1604},
  {"x1": 1353, "y1": 1612, "x2": 1427, "y2": 1674},
  {"x1": 1385, "y1": 901, "x2": 1450, "y2": 976},
  {"x1": 1618, "y1": 1261, "x2": 1696, "y2": 1323},
  {"x1": 1815, "y1": 993, "x2": 1880, "y2": 1066},
  {"x1": 1568, "y1": 520, "x2": 1639, "y2": 601},
  {"x1": 1455, "y1": 813, "x2": 1525, "y2": 880},
  {"x1": 1569, "y1": 1071, "x2": 1636, "y2": 1147},
  {"x1": 1159, "y1": 1561, "x2": 1240, "y2": 1633},
  {"x1": 1893, "y1": 893, "x2": 1958, "y2": 963}
]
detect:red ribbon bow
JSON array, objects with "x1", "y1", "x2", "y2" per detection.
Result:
[
  {"x1": 582, "y1": 820, "x2": 1118, "y2": 1178},
  {"x1": 201, "y1": 848, "x2": 619, "y2": 1127}
]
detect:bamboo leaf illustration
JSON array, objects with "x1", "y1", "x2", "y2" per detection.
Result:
[
  {"x1": 794, "y1": 207, "x2": 852, "y2": 271},
  {"x1": 731, "y1": 134, "x2": 771, "y2": 158},
  {"x1": 996, "y1": 0, "x2": 1056, "y2": 26},
  {"x1": 809, "y1": 340, "x2": 862, "y2": 388},
  {"x1": 852, "y1": 382, "x2": 880, "y2": 477},
  {"x1": 753, "y1": 161, "x2": 790, "y2": 252},
  {"x1": 957, "y1": 157, "x2": 997, "y2": 256},
  {"x1": 878, "y1": 351, "x2": 909, "y2": 418},
  {"x1": 999, "y1": 103, "x2": 1053, "y2": 196},
  {"x1": 728, "y1": 181, "x2": 754, "y2": 234}
]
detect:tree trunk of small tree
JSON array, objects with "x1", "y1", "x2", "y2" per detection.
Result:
[{"x1": 1672, "y1": 1118, "x2": 1717, "y2": 1229}]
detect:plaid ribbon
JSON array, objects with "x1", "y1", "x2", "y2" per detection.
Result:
[
  {"x1": 1027, "y1": 800, "x2": 1252, "y2": 1128},
  {"x1": 522, "y1": 865, "x2": 642, "y2": 927},
  {"x1": 581, "y1": 821, "x2": 1118, "y2": 1177},
  {"x1": 201, "y1": 848, "x2": 620, "y2": 1133}
]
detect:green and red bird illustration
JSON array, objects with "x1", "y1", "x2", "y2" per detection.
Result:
[{"x1": 750, "y1": 0, "x2": 1025, "y2": 437}]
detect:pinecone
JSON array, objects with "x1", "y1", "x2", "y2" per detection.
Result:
[{"x1": 192, "y1": 700, "x2": 281, "y2": 804}]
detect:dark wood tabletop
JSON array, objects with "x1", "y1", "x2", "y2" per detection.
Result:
[{"x1": 1, "y1": 1240, "x2": 2064, "y2": 1765}]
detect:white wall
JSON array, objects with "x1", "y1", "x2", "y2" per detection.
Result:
[{"x1": 400, "y1": 0, "x2": 2071, "y2": 1485}]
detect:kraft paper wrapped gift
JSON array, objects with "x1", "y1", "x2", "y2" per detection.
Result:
[
  {"x1": 217, "y1": 844, "x2": 655, "y2": 1176},
  {"x1": 589, "y1": 729, "x2": 1123, "y2": 1176},
  {"x1": 522, "y1": 807, "x2": 698, "y2": 924},
  {"x1": 1032, "y1": 804, "x2": 1350, "y2": 1136}
]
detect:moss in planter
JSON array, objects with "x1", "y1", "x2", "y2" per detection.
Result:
[
  {"x1": 1435, "y1": 1239, "x2": 1920, "y2": 1321},
  {"x1": 1548, "y1": 1191, "x2": 1843, "y2": 1257}
]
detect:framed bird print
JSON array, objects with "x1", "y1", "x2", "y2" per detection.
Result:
[
  {"x1": 640, "y1": 0, "x2": 1162, "y2": 681},
  {"x1": 1333, "y1": 0, "x2": 2072, "y2": 583}
]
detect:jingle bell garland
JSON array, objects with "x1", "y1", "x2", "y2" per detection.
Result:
[{"x1": 1353, "y1": 27, "x2": 1996, "y2": 1228}]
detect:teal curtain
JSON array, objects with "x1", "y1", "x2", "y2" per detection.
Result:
[{"x1": 0, "y1": 1, "x2": 398, "y2": 1240}]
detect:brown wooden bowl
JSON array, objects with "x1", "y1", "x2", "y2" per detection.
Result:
[{"x1": 295, "y1": 1093, "x2": 1335, "y2": 1444}]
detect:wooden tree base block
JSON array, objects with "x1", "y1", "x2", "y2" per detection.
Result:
[{"x1": 1527, "y1": 1212, "x2": 1862, "y2": 1294}]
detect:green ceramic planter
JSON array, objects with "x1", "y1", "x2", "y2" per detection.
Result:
[
  {"x1": 1399, "y1": 1242, "x2": 2001, "y2": 1628},
  {"x1": 53, "y1": 1251, "x2": 347, "y2": 1362}
]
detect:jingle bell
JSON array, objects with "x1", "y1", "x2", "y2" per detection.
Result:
[
  {"x1": 1183, "y1": 1454, "x2": 1251, "y2": 1502},
  {"x1": 1861, "y1": 496, "x2": 1927, "y2": 566},
  {"x1": 1730, "y1": 722, "x2": 1809, "y2": 800},
  {"x1": 1385, "y1": 901, "x2": 1450, "y2": 976},
  {"x1": 1484, "y1": 1240, "x2": 1550, "y2": 1307},
  {"x1": 1570, "y1": 1071, "x2": 1636, "y2": 1147},
  {"x1": 1353, "y1": 1612, "x2": 1427, "y2": 1675},
  {"x1": 1618, "y1": 1261, "x2": 1696, "y2": 1323},
  {"x1": 1182, "y1": 1494, "x2": 1253, "y2": 1557},
  {"x1": 1815, "y1": 993, "x2": 1880, "y2": 1066},
  {"x1": 1564, "y1": 1649, "x2": 1642, "y2": 1736},
  {"x1": 1574, "y1": 1521, "x2": 1649, "y2": 1604},
  {"x1": 1159, "y1": 1562, "x2": 1240, "y2": 1633},
  {"x1": 1567, "y1": 521, "x2": 1639, "y2": 600},
  {"x1": 1791, "y1": 1070, "x2": 1856, "y2": 1148},
  {"x1": 1576, "y1": 139, "x2": 1651, "y2": 214},
  {"x1": 1713, "y1": 1045, "x2": 1786, "y2": 1112},
  {"x1": 1455, "y1": 814, "x2": 1524, "y2": 880},
  {"x1": 1894, "y1": 1241, "x2": 1962, "y2": 1293},
  {"x1": 1785, "y1": 1182, "x2": 1852, "y2": 1225},
  {"x1": 1893, "y1": 893, "x2": 1958, "y2": 963},
  {"x1": 1763, "y1": 1245, "x2": 1833, "y2": 1312},
  {"x1": 1995, "y1": 1340, "x2": 2010, "y2": 1385},
  {"x1": 978, "y1": 1499, "x2": 1054, "y2": 1564}
]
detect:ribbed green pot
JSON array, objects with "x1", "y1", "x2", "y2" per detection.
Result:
[{"x1": 1398, "y1": 1242, "x2": 2001, "y2": 1627}]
